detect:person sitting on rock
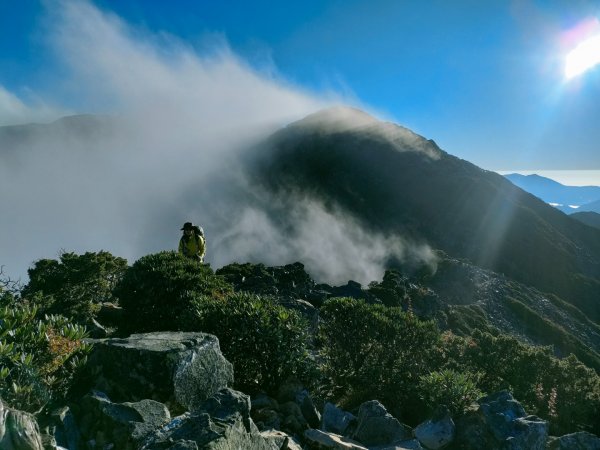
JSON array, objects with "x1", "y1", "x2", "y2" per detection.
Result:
[{"x1": 178, "y1": 222, "x2": 206, "y2": 262}]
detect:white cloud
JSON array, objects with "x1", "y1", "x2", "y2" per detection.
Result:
[
  {"x1": 1, "y1": 0, "x2": 436, "y2": 287},
  {"x1": 0, "y1": 86, "x2": 67, "y2": 126}
]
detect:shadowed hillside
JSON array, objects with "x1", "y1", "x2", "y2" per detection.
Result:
[{"x1": 248, "y1": 107, "x2": 600, "y2": 321}]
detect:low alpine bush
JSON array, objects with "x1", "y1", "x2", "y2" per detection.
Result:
[
  {"x1": 418, "y1": 369, "x2": 483, "y2": 416},
  {"x1": 189, "y1": 292, "x2": 316, "y2": 394},
  {"x1": 319, "y1": 297, "x2": 441, "y2": 421},
  {"x1": 0, "y1": 301, "x2": 91, "y2": 413},
  {"x1": 22, "y1": 251, "x2": 127, "y2": 324},
  {"x1": 114, "y1": 251, "x2": 233, "y2": 333}
]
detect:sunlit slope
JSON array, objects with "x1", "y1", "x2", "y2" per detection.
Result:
[{"x1": 250, "y1": 107, "x2": 600, "y2": 321}]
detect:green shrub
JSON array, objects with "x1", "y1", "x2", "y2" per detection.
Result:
[
  {"x1": 418, "y1": 369, "x2": 483, "y2": 416},
  {"x1": 114, "y1": 251, "x2": 233, "y2": 333},
  {"x1": 22, "y1": 251, "x2": 127, "y2": 324},
  {"x1": 0, "y1": 302, "x2": 91, "y2": 413},
  {"x1": 189, "y1": 292, "x2": 315, "y2": 394},
  {"x1": 319, "y1": 297, "x2": 440, "y2": 421},
  {"x1": 504, "y1": 296, "x2": 600, "y2": 371},
  {"x1": 441, "y1": 330, "x2": 600, "y2": 435}
]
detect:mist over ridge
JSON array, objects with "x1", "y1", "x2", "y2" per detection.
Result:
[{"x1": 0, "y1": 1, "x2": 435, "y2": 286}]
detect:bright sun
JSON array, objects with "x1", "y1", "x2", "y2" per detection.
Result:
[{"x1": 565, "y1": 33, "x2": 600, "y2": 79}]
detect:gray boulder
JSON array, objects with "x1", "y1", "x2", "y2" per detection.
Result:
[
  {"x1": 141, "y1": 388, "x2": 279, "y2": 449},
  {"x1": 321, "y1": 402, "x2": 356, "y2": 436},
  {"x1": 414, "y1": 406, "x2": 454, "y2": 449},
  {"x1": 454, "y1": 391, "x2": 548, "y2": 450},
  {"x1": 86, "y1": 332, "x2": 234, "y2": 411},
  {"x1": 547, "y1": 431, "x2": 600, "y2": 449},
  {"x1": 76, "y1": 391, "x2": 170, "y2": 449},
  {"x1": 352, "y1": 400, "x2": 413, "y2": 447},
  {"x1": 0, "y1": 399, "x2": 44, "y2": 450}
]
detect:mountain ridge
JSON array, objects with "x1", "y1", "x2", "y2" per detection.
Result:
[{"x1": 248, "y1": 107, "x2": 600, "y2": 322}]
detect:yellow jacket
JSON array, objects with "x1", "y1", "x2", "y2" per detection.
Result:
[{"x1": 179, "y1": 234, "x2": 206, "y2": 261}]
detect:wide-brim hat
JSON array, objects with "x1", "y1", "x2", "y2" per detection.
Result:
[{"x1": 181, "y1": 222, "x2": 194, "y2": 230}]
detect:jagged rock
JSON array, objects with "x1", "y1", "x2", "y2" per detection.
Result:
[
  {"x1": 85, "y1": 332, "x2": 234, "y2": 411},
  {"x1": 547, "y1": 431, "x2": 600, "y2": 449},
  {"x1": 321, "y1": 402, "x2": 356, "y2": 436},
  {"x1": 414, "y1": 406, "x2": 454, "y2": 449},
  {"x1": 76, "y1": 391, "x2": 170, "y2": 449},
  {"x1": 47, "y1": 406, "x2": 81, "y2": 450},
  {"x1": 352, "y1": 400, "x2": 412, "y2": 447},
  {"x1": 454, "y1": 391, "x2": 548, "y2": 450},
  {"x1": 280, "y1": 401, "x2": 309, "y2": 435},
  {"x1": 0, "y1": 399, "x2": 44, "y2": 450},
  {"x1": 298, "y1": 390, "x2": 321, "y2": 429},
  {"x1": 141, "y1": 388, "x2": 278, "y2": 449},
  {"x1": 276, "y1": 381, "x2": 319, "y2": 431},
  {"x1": 304, "y1": 429, "x2": 368, "y2": 449}
]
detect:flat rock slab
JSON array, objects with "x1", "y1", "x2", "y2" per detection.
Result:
[
  {"x1": 304, "y1": 429, "x2": 368, "y2": 450},
  {"x1": 86, "y1": 332, "x2": 234, "y2": 411}
]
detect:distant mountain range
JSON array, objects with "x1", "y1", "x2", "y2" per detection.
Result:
[{"x1": 504, "y1": 173, "x2": 600, "y2": 214}]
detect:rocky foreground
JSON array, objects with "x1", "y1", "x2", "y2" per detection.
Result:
[{"x1": 2, "y1": 331, "x2": 599, "y2": 450}]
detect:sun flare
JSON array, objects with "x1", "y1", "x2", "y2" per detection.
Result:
[{"x1": 565, "y1": 33, "x2": 600, "y2": 79}]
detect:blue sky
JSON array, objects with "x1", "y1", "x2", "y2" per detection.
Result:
[{"x1": 2, "y1": 0, "x2": 600, "y2": 172}]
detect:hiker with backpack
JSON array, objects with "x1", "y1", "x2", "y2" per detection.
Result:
[{"x1": 178, "y1": 222, "x2": 206, "y2": 262}]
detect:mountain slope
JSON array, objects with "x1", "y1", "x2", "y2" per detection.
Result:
[{"x1": 248, "y1": 107, "x2": 600, "y2": 321}]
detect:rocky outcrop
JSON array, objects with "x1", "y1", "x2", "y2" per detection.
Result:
[
  {"x1": 0, "y1": 399, "x2": 44, "y2": 450},
  {"x1": 141, "y1": 388, "x2": 282, "y2": 449},
  {"x1": 454, "y1": 390, "x2": 548, "y2": 450},
  {"x1": 215, "y1": 262, "x2": 374, "y2": 307},
  {"x1": 7, "y1": 321, "x2": 596, "y2": 449},
  {"x1": 85, "y1": 332, "x2": 234, "y2": 411}
]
